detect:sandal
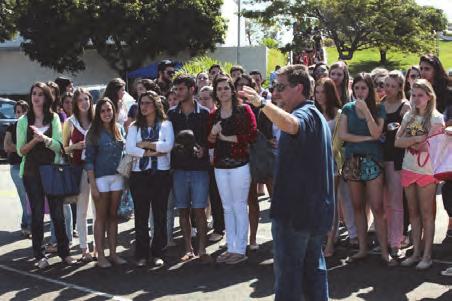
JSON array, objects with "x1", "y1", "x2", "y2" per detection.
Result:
[
  {"x1": 180, "y1": 252, "x2": 196, "y2": 262},
  {"x1": 81, "y1": 253, "x2": 93, "y2": 263},
  {"x1": 225, "y1": 253, "x2": 248, "y2": 265},
  {"x1": 216, "y1": 252, "x2": 232, "y2": 263}
]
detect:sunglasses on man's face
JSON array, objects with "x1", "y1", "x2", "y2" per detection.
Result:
[{"x1": 274, "y1": 82, "x2": 289, "y2": 92}]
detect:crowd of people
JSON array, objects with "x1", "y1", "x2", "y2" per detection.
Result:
[{"x1": 3, "y1": 54, "x2": 452, "y2": 299}]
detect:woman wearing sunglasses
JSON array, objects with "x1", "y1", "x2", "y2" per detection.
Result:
[{"x1": 126, "y1": 91, "x2": 174, "y2": 267}]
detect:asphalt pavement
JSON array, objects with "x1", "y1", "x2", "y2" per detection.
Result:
[{"x1": 0, "y1": 164, "x2": 451, "y2": 300}]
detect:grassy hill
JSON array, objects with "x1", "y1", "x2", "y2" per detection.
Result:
[{"x1": 325, "y1": 41, "x2": 452, "y2": 76}]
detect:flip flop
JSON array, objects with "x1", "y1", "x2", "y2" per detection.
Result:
[{"x1": 180, "y1": 252, "x2": 196, "y2": 262}]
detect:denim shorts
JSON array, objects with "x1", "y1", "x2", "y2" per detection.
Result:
[{"x1": 173, "y1": 170, "x2": 209, "y2": 209}]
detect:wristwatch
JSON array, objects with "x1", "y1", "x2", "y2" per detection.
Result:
[{"x1": 258, "y1": 96, "x2": 268, "y2": 109}]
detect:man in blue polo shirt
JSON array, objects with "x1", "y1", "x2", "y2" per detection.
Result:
[{"x1": 240, "y1": 64, "x2": 334, "y2": 301}]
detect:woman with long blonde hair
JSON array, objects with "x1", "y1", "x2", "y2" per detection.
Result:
[{"x1": 395, "y1": 79, "x2": 444, "y2": 270}]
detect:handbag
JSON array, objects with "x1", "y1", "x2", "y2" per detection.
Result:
[
  {"x1": 427, "y1": 131, "x2": 452, "y2": 181},
  {"x1": 342, "y1": 155, "x2": 382, "y2": 182},
  {"x1": 249, "y1": 131, "x2": 275, "y2": 182},
  {"x1": 39, "y1": 142, "x2": 83, "y2": 198},
  {"x1": 116, "y1": 154, "x2": 135, "y2": 178}
]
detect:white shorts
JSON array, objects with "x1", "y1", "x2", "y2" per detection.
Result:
[{"x1": 95, "y1": 174, "x2": 124, "y2": 193}]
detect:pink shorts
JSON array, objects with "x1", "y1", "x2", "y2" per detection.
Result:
[{"x1": 400, "y1": 170, "x2": 439, "y2": 188}]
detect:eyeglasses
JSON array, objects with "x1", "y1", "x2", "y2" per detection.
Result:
[
  {"x1": 274, "y1": 82, "x2": 288, "y2": 92},
  {"x1": 409, "y1": 74, "x2": 420, "y2": 79}
]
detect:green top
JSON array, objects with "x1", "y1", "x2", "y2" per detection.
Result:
[{"x1": 16, "y1": 113, "x2": 63, "y2": 177}]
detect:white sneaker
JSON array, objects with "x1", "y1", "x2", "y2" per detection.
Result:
[
  {"x1": 153, "y1": 258, "x2": 164, "y2": 267},
  {"x1": 36, "y1": 258, "x2": 49, "y2": 269}
]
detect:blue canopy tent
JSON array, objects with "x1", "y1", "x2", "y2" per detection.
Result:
[{"x1": 126, "y1": 61, "x2": 183, "y2": 80}]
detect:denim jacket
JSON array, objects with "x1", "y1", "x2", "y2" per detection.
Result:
[{"x1": 84, "y1": 126, "x2": 125, "y2": 178}]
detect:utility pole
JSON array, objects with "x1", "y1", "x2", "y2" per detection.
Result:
[{"x1": 237, "y1": 0, "x2": 241, "y2": 64}]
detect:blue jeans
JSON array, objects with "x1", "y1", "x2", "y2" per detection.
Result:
[
  {"x1": 272, "y1": 218, "x2": 329, "y2": 301},
  {"x1": 50, "y1": 204, "x2": 73, "y2": 244},
  {"x1": 10, "y1": 165, "x2": 31, "y2": 230},
  {"x1": 173, "y1": 170, "x2": 209, "y2": 209}
]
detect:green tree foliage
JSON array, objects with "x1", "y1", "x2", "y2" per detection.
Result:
[
  {"x1": 13, "y1": 0, "x2": 226, "y2": 77},
  {"x1": 0, "y1": 0, "x2": 16, "y2": 42},
  {"x1": 244, "y1": 0, "x2": 448, "y2": 62}
]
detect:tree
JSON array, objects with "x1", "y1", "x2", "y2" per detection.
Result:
[
  {"x1": 244, "y1": 0, "x2": 447, "y2": 63},
  {"x1": 14, "y1": 0, "x2": 226, "y2": 77},
  {"x1": 0, "y1": 0, "x2": 16, "y2": 42}
]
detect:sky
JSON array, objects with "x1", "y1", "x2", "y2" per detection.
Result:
[
  {"x1": 261, "y1": 0, "x2": 452, "y2": 45},
  {"x1": 416, "y1": 0, "x2": 452, "y2": 21}
]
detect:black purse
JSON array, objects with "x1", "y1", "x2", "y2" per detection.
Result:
[
  {"x1": 249, "y1": 131, "x2": 275, "y2": 182},
  {"x1": 39, "y1": 142, "x2": 83, "y2": 198}
]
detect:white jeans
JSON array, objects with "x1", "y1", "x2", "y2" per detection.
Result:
[
  {"x1": 76, "y1": 170, "x2": 91, "y2": 250},
  {"x1": 215, "y1": 164, "x2": 251, "y2": 255}
]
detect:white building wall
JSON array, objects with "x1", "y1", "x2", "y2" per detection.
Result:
[{"x1": 0, "y1": 46, "x2": 267, "y2": 95}]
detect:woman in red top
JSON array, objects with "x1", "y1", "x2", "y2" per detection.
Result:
[
  {"x1": 208, "y1": 75, "x2": 257, "y2": 264},
  {"x1": 62, "y1": 88, "x2": 94, "y2": 262}
]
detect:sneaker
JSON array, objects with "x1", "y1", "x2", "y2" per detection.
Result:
[
  {"x1": 36, "y1": 258, "x2": 49, "y2": 269},
  {"x1": 153, "y1": 258, "x2": 164, "y2": 267},
  {"x1": 415, "y1": 259, "x2": 432, "y2": 270},
  {"x1": 225, "y1": 253, "x2": 248, "y2": 265},
  {"x1": 401, "y1": 256, "x2": 421, "y2": 267},
  {"x1": 440, "y1": 267, "x2": 452, "y2": 276},
  {"x1": 208, "y1": 233, "x2": 223, "y2": 242}
]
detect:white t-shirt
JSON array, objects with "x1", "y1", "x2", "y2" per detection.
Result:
[{"x1": 401, "y1": 111, "x2": 444, "y2": 175}]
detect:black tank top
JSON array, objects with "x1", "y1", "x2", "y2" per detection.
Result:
[
  {"x1": 24, "y1": 124, "x2": 55, "y2": 177},
  {"x1": 383, "y1": 102, "x2": 405, "y2": 170}
]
